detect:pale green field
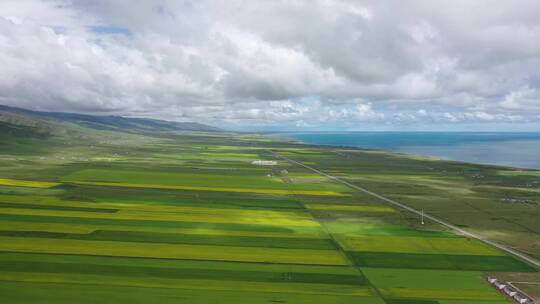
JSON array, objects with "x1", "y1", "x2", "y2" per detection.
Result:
[
  {"x1": 305, "y1": 204, "x2": 395, "y2": 213},
  {"x1": 336, "y1": 235, "x2": 504, "y2": 256}
]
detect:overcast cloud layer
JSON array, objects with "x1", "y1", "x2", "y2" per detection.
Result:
[{"x1": 1, "y1": 0, "x2": 540, "y2": 130}]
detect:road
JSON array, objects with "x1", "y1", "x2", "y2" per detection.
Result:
[{"x1": 271, "y1": 150, "x2": 540, "y2": 270}]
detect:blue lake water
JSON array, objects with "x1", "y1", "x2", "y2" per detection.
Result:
[{"x1": 274, "y1": 132, "x2": 540, "y2": 169}]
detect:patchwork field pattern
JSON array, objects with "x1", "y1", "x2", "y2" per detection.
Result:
[
  {"x1": 269, "y1": 146, "x2": 539, "y2": 303},
  {"x1": 0, "y1": 131, "x2": 537, "y2": 303}
]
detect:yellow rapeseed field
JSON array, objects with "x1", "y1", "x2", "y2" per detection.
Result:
[
  {"x1": 0, "y1": 178, "x2": 59, "y2": 188},
  {"x1": 0, "y1": 237, "x2": 348, "y2": 265}
]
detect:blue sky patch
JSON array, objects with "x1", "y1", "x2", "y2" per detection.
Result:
[{"x1": 89, "y1": 25, "x2": 131, "y2": 36}]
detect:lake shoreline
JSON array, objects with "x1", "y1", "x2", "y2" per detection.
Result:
[{"x1": 270, "y1": 132, "x2": 540, "y2": 170}]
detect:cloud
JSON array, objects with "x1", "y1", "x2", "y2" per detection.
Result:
[{"x1": 0, "y1": 0, "x2": 539, "y2": 130}]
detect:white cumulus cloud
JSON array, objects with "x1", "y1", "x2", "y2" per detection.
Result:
[{"x1": 0, "y1": 0, "x2": 539, "y2": 130}]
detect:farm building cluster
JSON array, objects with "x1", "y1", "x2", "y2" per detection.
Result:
[
  {"x1": 251, "y1": 160, "x2": 277, "y2": 166},
  {"x1": 488, "y1": 277, "x2": 535, "y2": 304}
]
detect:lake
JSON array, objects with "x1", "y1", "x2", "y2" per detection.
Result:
[{"x1": 274, "y1": 132, "x2": 540, "y2": 170}]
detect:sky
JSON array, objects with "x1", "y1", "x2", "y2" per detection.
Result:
[{"x1": 1, "y1": 0, "x2": 540, "y2": 131}]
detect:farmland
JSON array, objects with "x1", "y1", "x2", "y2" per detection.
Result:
[{"x1": 0, "y1": 127, "x2": 539, "y2": 303}]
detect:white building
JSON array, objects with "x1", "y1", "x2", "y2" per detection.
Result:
[
  {"x1": 252, "y1": 160, "x2": 277, "y2": 166},
  {"x1": 494, "y1": 282, "x2": 506, "y2": 290}
]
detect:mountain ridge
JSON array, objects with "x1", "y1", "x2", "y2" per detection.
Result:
[{"x1": 0, "y1": 104, "x2": 222, "y2": 134}]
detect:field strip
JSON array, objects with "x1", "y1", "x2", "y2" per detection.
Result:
[
  {"x1": 0, "y1": 221, "x2": 328, "y2": 239},
  {"x1": 0, "y1": 213, "x2": 320, "y2": 235},
  {"x1": 0, "y1": 202, "x2": 118, "y2": 213},
  {"x1": 348, "y1": 251, "x2": 535, "y2": 272},
  {"x1": 0, "y1": 222, "x2": 96, "y2": 234},
  {"x1": 0, "y1": 271, "x2": 372, "y2": 296},
  {"x1": 305, "y1": 204, "x2": 395, "y2": 213},
  {"x1": 378, "y1": 287, "x2": 501, "y2": 300},
  {"x1": 0, "y1": 230, "x2": 336, "y2": 250},
  {"x1": 0, "y1": 194, "x2": 305, "y2": 212},
  {"x1": 0, "y1": 252, "x2": 359, "y2": 274},
  {"x1": 271, "y1": 150, "x2": 540, "y2": 270},
  {"x1": 0, "y1": 236, "x2": 348, "y2": 265},
  {"x1": 0, "y1": 201, "x2": 318, "y2": 224},
  {"x1": 336, "y1": 235, "x2": 504, "y2": 256},
  {"x1": 0, "y1": 194, "x2": 312, "y2": 219},
  {"x1": 0, "y1": 208, "x2": 320, "y2": 228},
  {"x1": 0, "y1": 179, "x2": 59, "y2": 188},
  {"x1": 115, "y1": 207, "x2": 314, "y2": 220},
  {"x1": 65, "y1": 181, "x2": 349, "y2": 197}
]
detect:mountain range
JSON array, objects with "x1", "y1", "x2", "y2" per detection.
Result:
[{"x1": 0, "y1": 104, "x2": 221, "y2": 137}]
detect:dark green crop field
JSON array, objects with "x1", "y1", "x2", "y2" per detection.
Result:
[
  {"x1": 0, "y1": 126, "x2": 539, "y2": 303},
  {"x1": 348, "y1": 252, "x2": 535, "y2": 272}
]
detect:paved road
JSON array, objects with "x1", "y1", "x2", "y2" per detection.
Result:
[{"x1": 271, "y1": 150, "x2": 540, "y2": 270}]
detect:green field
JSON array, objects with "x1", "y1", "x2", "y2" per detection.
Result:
[
  {"x1": 337, "y1": 235, "x2": 504, "y2": 255},
  {"x1": 0, "y1": 123, "x2": 538, "y2": 302},
  {"x1": 63, "y1": 169, "x2": 350, "y2": 196}
]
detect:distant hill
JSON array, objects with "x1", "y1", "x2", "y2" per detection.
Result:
[{"x1": 0, "y1": 104, "x2": 222, "y2": 134}]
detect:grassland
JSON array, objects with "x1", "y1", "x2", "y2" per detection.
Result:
[{"x1": 0, "y1": 125, "x2": 538, "y2": 303}]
